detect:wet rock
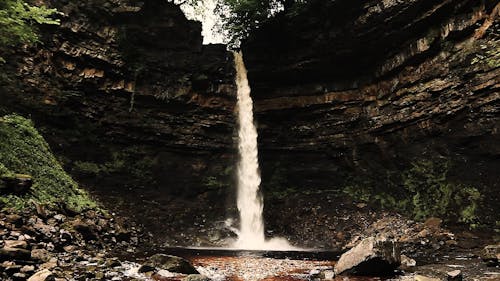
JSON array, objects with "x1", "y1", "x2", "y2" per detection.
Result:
[
  {"x1": 72, "y1": 220, "x2": 98, "y2": 241},
  {"x1": 321, "y1": 269, "x2": 335, "y2": 280},
  {"x1": 151, "y1": 270, "x2": 176, "y2": 280},
  {"x1": 138, "y1": 264, "x2": 155, "y2": 273},
  {"x1": 21, "y1": 265, "x2": 36, "y2": 274},
  {"x1": 183, "y1": 274, "x2": 211, "y2": 281},
  {"x1": 0, "y1": 174, "x2": 33, "y2": 194},
  {"x1": 400, "y1": 254, "x2": 416, "y2": 269},
  {"x1": 5, "y1": 214, "x2": 23, "y2": 227},
  {"x1": 334, "y1": 236, "x2": 400, "y2": 276},
  {"x1": 39, "y1": 258, "x2": 58, "y2": 270},
  {"x1": 447, "y1": 270, "x2": 462, "y2": 281},
  {"x1": 482, "y1": 244, "x2": 500, "y2": 266},
  {"x1": 414, "y1": 275, "x2": 441, "y2": 281},
  {"x1": 4, "y1": 240, "x2": 28, "y2": 249},
  {"x1": 105, "y1": 258, "x2": 122, "y2": 267},
  {"x1": 27, "y1": 269, "x2": 53, "y2": 281},
  {"x1": 143, "y1": 254, "x2": 198, "y2": 274},
  {"x1": 0, "y1": 246, "x2": 31, "y2": 260},
  {"x1": 31, "y1": 249, "x2": 53, "y2": 262},
  {"x1": 423, "y1": 217, "x2": 442, "y2": 232},
  {"x1": 1, "y1": 261, "x2": 22, "y2": 274},
  {"x1": 13, "y1": 272, "x2": 27, "y2": 281}
]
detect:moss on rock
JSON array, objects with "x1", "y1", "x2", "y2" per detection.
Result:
[{"x1": 0, "y1": 114, "x2": 96, "y2": 212}]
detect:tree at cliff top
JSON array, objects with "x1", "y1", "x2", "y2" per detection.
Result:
[
  {"x1": 216, "y1": 0, "x2": 309, "y2": 46},
  {"x1": 0, "y1": 0, "x2": 59, "y2": 62},
  {"x1": 177, "y1": 0, "x2": 309, "y2": 46}
]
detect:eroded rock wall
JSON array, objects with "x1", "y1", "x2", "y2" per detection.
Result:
[
  {"x1": 0, "y1": 0, "x2": 237, "y2": 242},
  {"x1": 241, "y1": 0, "x2": 499, "y2": 225}
]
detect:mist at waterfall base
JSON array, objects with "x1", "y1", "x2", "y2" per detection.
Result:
[{"x1": 230, "y1": 51, "x2": 296, "y2": 251}]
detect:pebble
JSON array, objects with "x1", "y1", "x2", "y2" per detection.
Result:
[{"x1": 447, "y1": 269, "x2": 462, "y2": 281}]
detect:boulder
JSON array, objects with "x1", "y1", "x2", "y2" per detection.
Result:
[
  {"x1": 481, "y1": 244, "x2": 499, "y2": 266},
  {"x1": 334, "y1": 236, "x2": 400, "y2": 276},
  {"x1": 4, "y1": 240, "x2": 28, "y2": 249},
  {"x1": 143, "y1": 254, "x2": 198, "y2": 274},
  {"x1": 0, "y1": 247, "x2": 31, "y2": 261},
  {"x1": 72, "y1": 220, "x2": 98, "y2": 241},
  {"x1": 27, "y1": 269, "x2": 53, "y2": 281},
  {"x1": 447, "y1": 270, "x2": 462, "y2": 281}
]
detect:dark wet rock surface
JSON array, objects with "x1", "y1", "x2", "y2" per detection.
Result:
[{"x1": 140, "y1": 254, "x2": 198, "y2": 274}]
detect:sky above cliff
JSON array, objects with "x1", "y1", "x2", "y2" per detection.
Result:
[{"x1": 176, "y1": 0, "x2": 226, "y2": 44}]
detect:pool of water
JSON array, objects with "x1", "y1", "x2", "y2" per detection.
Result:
[{"x1": 160, "y1": 247, "x2": 341, "y2": 281}]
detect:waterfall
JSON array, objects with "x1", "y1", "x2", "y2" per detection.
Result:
[{"x1": 232, "y1": 51, "x2": 295, "y2": 250}]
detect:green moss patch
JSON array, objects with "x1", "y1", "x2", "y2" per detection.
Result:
[{"x1": 0, "y1": 114, "x2": 96, "y2": 212}]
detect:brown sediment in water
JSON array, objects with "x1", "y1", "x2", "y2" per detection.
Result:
[{"x1": 190, "y1": 255, "x2": 335, "y2": 281}]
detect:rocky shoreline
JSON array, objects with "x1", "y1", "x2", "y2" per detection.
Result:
[{"x1": 1, "y1": 201, "x2": 498, "y2": 281}]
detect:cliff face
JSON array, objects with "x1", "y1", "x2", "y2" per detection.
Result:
[
  {"x1": 1, "y1": 0, "x2": 498, "y2": 245},
  {"x1": 0, "y1": 0, "x2": 237, "y2": 242},
  {"x1": 242, "y1": 0, "x2": 499, "y2": 225}
]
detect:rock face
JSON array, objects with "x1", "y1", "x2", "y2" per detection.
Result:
[
  {"x1": 241, "y1": 0, "x2": 499, "y2": 226},
  {"x1": 0, "y1": 0, "x2": 236, "y2": 244},
  {"x1": 334, "y1": 236, "x2": 400, "y2": 276},
  {"x1": 0, "y1": 0, "x2": 498, "y2": 245}
]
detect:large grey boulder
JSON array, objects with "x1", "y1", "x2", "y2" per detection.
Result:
[
  {"x1": 335, "y1": 236, "x2": 400, "y2": 276},
  {"x1": 141, "y1": 254, "x2": 198, "y2": 274}
]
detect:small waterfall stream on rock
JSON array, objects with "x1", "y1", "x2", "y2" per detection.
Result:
[{"x1": 232, "y1": 51, "x2": 295, "y2": 251}]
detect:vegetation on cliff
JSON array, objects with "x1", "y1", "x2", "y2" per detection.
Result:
[
  {"x1": 0, "y1": 0, "x2": 59, "y2": 62},
  {"x1": 218, "y1": 0, "x2": 315, "y2": 44},
  {"x1": 343, "y1": 159, "x2": 482, "y2": 228},
  {"x1": 0, "y1": 114, "x2": 96, "y2": 212}
]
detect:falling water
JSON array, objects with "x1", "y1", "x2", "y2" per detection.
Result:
[{"x1": 232, "y1": 51, "x2": 294, "y2": 250}]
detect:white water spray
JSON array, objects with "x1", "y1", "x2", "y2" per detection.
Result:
[{"x1": 232, "y1": 51, "x2": 295, "y2": 250}]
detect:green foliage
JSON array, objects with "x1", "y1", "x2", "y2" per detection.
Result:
[
  {"x1": 0, "y1": 0, "x2": 59, "y2": 62},
  {"x1": 343, "y1": 159, "x2": 482, "y2": 227},
  {"x1": 0, "y1": 162, "x2": 14, "y2": 177},
  {"x1": 0, "y1": 114, "x2": 96, "y2": 212},
  {"x1": 213, "y1": 0, "x2": 307, "y2": 46},
  {"x1": 203, "y1": 166, "x2": 233, "y2": 190},
  {"x1": 73, "y1": 146, "x2": 156, "y2": 185}
]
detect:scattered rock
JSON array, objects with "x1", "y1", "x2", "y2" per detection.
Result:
[
  {"x1": 4, "y1": 240, "x2": 28, "y2": 249},
  {"x1": 144, "y1": 254, "x2": 199, "y2": 274},
  {"x1": 31, "y1": 248, "x2": 53, "y2": 262},
  {"x1": 5, "y1": 214, "x2": 23, "y2": 226},
  {"x1": 400, "y1": 254, "x2": 417, "y2": 269},
  {"x1": 424, "y1": 217, "x2": 442, "y2": 231},
  {"x1": 13, "y1": 272, "x2": 27, "y2": 281},
  {"x1": 482, "y1": 244, "x2": 500, "y2": 266},
  {"x1": 27, "y1": 269, "x2": 53, "y2": 281},
  {"x1": 183, "y1": 274, "x2": 211, "y2": 281},
  {"x1": 21, "y1": 265, "x2": 36, "y2": 273},
  {"x1": 72, "y1": 220, "x2": 98, "y2": 241},
  {"x1": 334, "y1": 236, "x2": 400, "y2": 276},
  {"x1": 138, "y1": 264, "x2": 156, "y2": 273},
  {"x1": 0, "y1": 246, "x2": 31, "y2": 260},
  {"x1": 447, "y1": 270, "x2": 462, "y2": 281},
  {"x1": 414, "y1": 275, "x2": 441, "y2": 281}
]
